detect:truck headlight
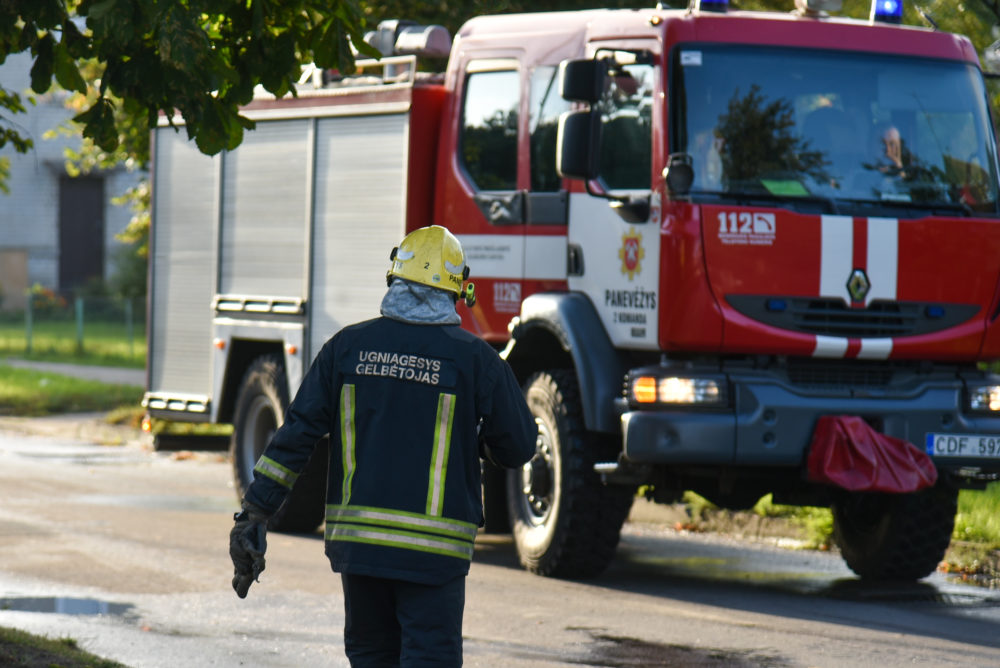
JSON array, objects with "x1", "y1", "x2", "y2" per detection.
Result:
[
  {"x1": 968, "y1": 384, "x2": 1000, "y2": 412},
  {"x1": 629, "y1": 374, "x2": 726, "y2": 407}
]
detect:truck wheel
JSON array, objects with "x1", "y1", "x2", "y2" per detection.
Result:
[
  {"x1": 832, "y1": 481, "x2": 957, "y2": 581},
  {"x1": 230, "y1": 353, "x2": 327, "y2": 533},
  {"x1": 507, "y1": 370, "x2": 634, "y2": 578}
]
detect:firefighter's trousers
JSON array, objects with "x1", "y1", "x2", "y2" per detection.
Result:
[{"x1": 341, "y1": 573, "x2": 465, "y2": 667}]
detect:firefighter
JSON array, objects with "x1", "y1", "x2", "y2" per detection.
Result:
[
  {"x1": 876, "y1": 124, "x2": 909, "y2": 178},
  {"x1": 229, "y1": 224, "x2": 537, "y2": 667}
]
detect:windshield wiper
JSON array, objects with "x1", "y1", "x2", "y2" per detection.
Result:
[
  {"x1": 911, "y1": 201, "x2": 973, "y2": 217},
  {"x1": 694, "y1": 189, "x2": 982, "y2": 218},
  {"x1": 696, "y1": 189, "x2": 842, "y2": 214},
  {"x1": 834, "y1": 197, "x2": 973, "y2": 218}
]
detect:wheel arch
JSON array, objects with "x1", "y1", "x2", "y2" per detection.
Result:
[
  {"x1": 216, "y1": 339, "x2": 288, "y2": 424},
  {"x1": 502, "y1": 292, "x2": 625, "y2": 434}
]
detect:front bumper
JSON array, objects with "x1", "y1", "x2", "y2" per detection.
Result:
[{"x1": 620, "y1": 370, "x2": 1000, "y2": 474}]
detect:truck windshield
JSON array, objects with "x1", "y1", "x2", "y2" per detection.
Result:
[{"x1": 672, "y1": 45, "x2": 1000, "y2": 215}]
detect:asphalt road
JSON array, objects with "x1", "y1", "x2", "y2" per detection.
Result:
[{"x1": 1, "y1": 422, "x2": 1000, "y2": 667}]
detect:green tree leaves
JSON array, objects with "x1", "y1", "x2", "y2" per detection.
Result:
[
  {"x1": 73, "y1": 96, "x2": 118, "y2": 152},
  {"x1": 1, "y1": 0, "x2": 377, "y2": 166},
  {"x1": 54, "y1": 42, "x2": 87, "y2": 94}
]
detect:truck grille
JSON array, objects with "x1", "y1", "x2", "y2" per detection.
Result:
[
  {"x1": 786, "y1": 359, "x2": 894, "y2": 388},
  {"x1": 792, "y1": 299, "x2": 916, "y2": 337},
  {"x1": 726, "y1": 296, "x2": 978, "y2": 339}
]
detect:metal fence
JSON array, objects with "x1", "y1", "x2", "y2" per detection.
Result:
[{"x1": 0, "y1": 293, "x2": 146, "y2": 366}]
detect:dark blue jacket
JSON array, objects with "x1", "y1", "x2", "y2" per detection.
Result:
[{"x1": 245, "y1": 316, "x2": 537, "y2": 585}]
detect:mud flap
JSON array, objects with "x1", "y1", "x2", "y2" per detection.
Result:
[{"x1": 807, "y1": 415, "x2": 937, "y2": 493}]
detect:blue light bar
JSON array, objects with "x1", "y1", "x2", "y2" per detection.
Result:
[
  {"x1": 871, "y1": 0, "x2": 903, "y2": 23},
  {"x1": 696, "y1": 0, "x2": 729, "y2": 12}
]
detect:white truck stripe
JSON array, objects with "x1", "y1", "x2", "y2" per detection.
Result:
[
  {"x1": 820, "y1": 215, "x2": 853, "y2": 304},
  {"x1": 865, "y1": 217, "x2": 898, "y2": 305},
  {"x1": 455, "y1": 234, "x2": 567, "y2": 281},
  {"x1": 813, "y1": 335, "x2": 849, "y2": 358},
  {"x1": 858, "y1": 338, "x2": 893, "y2": 359},
  {"x1": 815, "y1": 216, "x2": 899, "y2": 358}
]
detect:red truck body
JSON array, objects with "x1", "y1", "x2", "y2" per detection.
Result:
[{"x1": 148, "y1": 5, "x2": 1000, "y2": 581}]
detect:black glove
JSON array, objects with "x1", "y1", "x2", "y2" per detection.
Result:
[
  {"x1": 477, "y1": 418, "x2": 498, "y2": 468},
  {"x1": 230, "y1": 501, "x2": 269, "y2": 599}
]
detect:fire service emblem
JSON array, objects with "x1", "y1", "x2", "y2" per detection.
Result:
[{"x1": 619, "y1": 227, "x2": 644, "y2": 280}]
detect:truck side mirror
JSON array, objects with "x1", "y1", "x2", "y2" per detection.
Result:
[
  {"x1": 560, "y1": 59, "x2": 604, "y2": 104},
  {"x1": 664, "y1": 153, "x2": 694, "y2": 197},
  {"x1": 556, "y1": 110, "x2": 600, "y2": 180}
]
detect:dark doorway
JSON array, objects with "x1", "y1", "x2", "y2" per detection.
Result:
[{"x1": 58, "y1": 175, "x2": 105, "y2": 293}]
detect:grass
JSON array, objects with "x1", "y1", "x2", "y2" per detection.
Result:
[
  {"x1": 752, "y1": 493, "x2": 835, "y2": 549},
  {"x1": 0, "y1": 362, "x2": 226, "y2": 438},
  {"x1": 0, "y1": 626, "x2": 127, "y2": 667},
  {"x1": 683, "y1": 486, "x2": 1000, "y2": 580},
  {"x1": 954, "y1": 483, "x2": 1000, "y2": 544},
  {"x1": 752, "y1": 486, "x2": 1000, "y2": 550},
  {"x1": 0, "y1": 363, "x2": 143, "y2": 416},
  {"x1": 753, "y1": 487, "x2": 1000, "y2": 544},
  {"x1": 0, "y1": 319, "x2": 145, "y2": 369}
]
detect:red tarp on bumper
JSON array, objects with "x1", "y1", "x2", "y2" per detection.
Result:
[{"x1": 807, "y1": 415, "x2": 938, "y2": 493}]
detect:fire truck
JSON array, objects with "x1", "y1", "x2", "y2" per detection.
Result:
[{"x1": 145, "y1": 0, "x2": 1000, "y2": 581}]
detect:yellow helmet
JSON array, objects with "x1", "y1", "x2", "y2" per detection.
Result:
[{"x1": 387, "y1": 225, "x2": 470, "y2": 297}]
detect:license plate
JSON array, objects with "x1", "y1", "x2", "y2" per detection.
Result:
[{"x1": 926, "y1": 433, "x2": 1000, "y2": 458}]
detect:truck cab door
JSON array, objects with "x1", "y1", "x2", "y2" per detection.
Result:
[
  {"x1": 437, "y1": 57, "x2": 569, "y2": 342},
  {"x1": 562, "y1": 44, "x2": 662, "y2": 351}
]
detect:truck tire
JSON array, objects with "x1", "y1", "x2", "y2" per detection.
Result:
[
  {"x1": 832, "y1": 481, "x2": 958, "y2": 581},
  {"x1": 507, "y1": 370, "x2": 634, "y2": 578},
  {"x1": 230, "y1": 353, "x2": 327, "y2": 533}
]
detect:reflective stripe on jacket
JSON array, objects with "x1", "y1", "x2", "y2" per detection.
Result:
[{"x1": 245, "y1": 316, "x2": 536, "y2": 585}]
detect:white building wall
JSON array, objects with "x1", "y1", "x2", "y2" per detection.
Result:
[{"x1": 0, "y1": 51, "x2": 143, "y2": 308}]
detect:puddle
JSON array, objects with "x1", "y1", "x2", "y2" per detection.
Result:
[
  {"x1": 629, "y1": 552, "x2": 829, "y2": 588},
  {"x1": 0, "y1": 596, "x2": 135, "y2": 617},
  {"x1": 468, "y1": 630, "x2": 791, "y2": 667},
  {"x1": 569, "y1": 628, "x2": 791, "y2": 667}
]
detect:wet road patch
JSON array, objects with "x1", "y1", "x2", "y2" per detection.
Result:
[
  {"x1": 1, "y1": 596, "x2": 135, "y2": 618},
  {"x1": 570, "y1": 627, "x2": 791, "y2": 667},
  {"x1": 821, "y1": 579, "x2": 1000, "y2": 608}
]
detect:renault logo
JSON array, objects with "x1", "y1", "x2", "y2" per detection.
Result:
[{"x1": 847, "y1": 269, "x2": 871, "y2": 303}]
